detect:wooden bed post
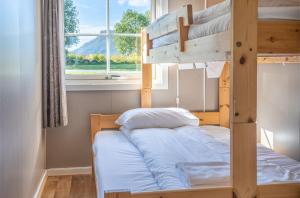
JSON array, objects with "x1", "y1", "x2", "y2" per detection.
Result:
[
  {"x1": 219, "y1": 62, "x2": 230, "y2": 128},
  {"x1": 141, "y1": 30, "x2": 152, "y2": 108},
  {"x1": 231, "y1": 0, "x2": 258, "y2": 198}
]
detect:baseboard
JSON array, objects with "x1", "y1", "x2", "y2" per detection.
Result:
[
  {"x1": 33, "y1": 167, "x2": 92, "y2": 197},
  {"x1": 47, "y1": 166, "x2": 92, "y2": 176},
  {"x1": 33, "y1": 170, "x2": 48, "y2": 198}
]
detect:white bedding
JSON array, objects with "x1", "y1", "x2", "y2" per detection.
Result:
[
  {"x1": 152, "y1": 6, "x2": 300, "y2": 48},
  {"x1": 93, "y1": 131, "x2": 160, "y2": 198},
  {"x1": 123, "y1": 126, "x2": 300, "y2": 189},
  {"x1": 93, "y1": 126, "x2": 300, "y2": 197},
  {"x1": 176, "y1": 162, "x2": 230, "y2": 187}
]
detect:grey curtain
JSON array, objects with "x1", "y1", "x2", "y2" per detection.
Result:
[{"x1": 42, "y1": 0, "x2": 68, "y2": 128}]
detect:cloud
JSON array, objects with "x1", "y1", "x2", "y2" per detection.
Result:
[{"x1": 118, "y1": 0, "x2": 150, "y2": 7}]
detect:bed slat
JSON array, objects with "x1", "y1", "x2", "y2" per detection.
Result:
[{"x1": 193, "y1": 112, "x2": 220, "y2": 125}]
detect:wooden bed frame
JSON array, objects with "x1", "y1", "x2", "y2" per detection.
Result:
[{"x1": 90, "y1": 1, "x2": 300, "y2": 198}]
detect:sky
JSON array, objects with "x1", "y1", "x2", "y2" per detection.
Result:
[{"x1": 74, "y1": 0, "x2": 150, "y2": 33}]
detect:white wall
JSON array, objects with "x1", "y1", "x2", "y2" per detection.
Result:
[
  {"x1": 0, "y1": 0, "x2": 45, "y2": 197},
  {"x1": 257, "y1": 64, "x2": 300, "y2": 161}
]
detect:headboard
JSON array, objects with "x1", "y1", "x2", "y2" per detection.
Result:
[{"x1": 90, "y1": 111, "x2": 221, "y2": 143}]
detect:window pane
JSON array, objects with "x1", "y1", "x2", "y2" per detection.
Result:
[
  {"x1": 64, "y1": 0, "x2": 105, "y2": 34},
  {"x1": 64, "y1": 0, "x2": 151, "y2": 77},
  {"x1": 110, "y1": 35, "x2": 141, "y2": 73},
  {"x1": 65, "y1": 35, "x2": 107, "y2": 75},
  {"x1": 110, "y1": 0, "x2": 151, "y2": 33}
]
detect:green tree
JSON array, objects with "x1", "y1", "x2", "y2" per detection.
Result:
[
  {"x1": 114, "y1": 10, "x2": 150, "y2": 55},
  {"x1": 64, "y1": 0, "x2": 79, "y2": 47}
]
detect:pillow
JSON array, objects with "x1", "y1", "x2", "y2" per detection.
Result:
[
  {"x1": 193, "y1": 0, "x2": 231, "y2": 24},
  {"x1": 116, "y1": 108, "x2": 199, "y2": 130}
]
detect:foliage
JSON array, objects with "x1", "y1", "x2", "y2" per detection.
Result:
[
  {"x1": 66, "y1": 53, "x2": 140, "y2": 66},
  {"x1": 111, "y1": 54, "x2": 140, "y2": 64},
  {"x1": 64, "y1": 0, "x2": 79, "y2": 47},
  {"x1": 87, "y1": 54, "x2": 106, "y2": 63},
  {"x1": 114, "y1": 10, "x2": 150, "y2": 55}
]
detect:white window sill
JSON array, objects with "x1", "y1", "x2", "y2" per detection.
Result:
[
  {"x1": 65, "y1": 70, "x2": 168, "y2": 91},
  {"x1": 65, "y1": 79, "x2": 168, "y2": 91},
  {"x1": 65, "y1": 66, "x2": 168, "y2": 91}
]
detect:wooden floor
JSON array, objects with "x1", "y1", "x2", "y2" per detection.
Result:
[{"x1": 41, "y1": 175, "x2": 96, "y2": 198}]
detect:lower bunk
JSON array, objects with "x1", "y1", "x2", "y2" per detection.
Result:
[{"x1": 91, "y1": 109, "x2": 300, "y2": 198}]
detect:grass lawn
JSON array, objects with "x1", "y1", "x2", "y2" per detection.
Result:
[{"x1": 65, "y1": 63, "x2": 141, "y2": 71}]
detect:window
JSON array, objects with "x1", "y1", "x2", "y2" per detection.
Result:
[{"x1": 63, "y1": 0, "x2": 167, "y2": 90}]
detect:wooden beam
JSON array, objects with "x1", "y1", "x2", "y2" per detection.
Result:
[
  {"x1": 146, "y1": 33, "x2": 152, "y2": 56},
  {"x1": 146, "y1": 4, "x2": 193, "y2": 40},
  {"x1": 192, "y1": 111, "x2": 220, "y2": 125},
  {"x1": 257, "y1": 183, "x2": 300, "y2": 198},
  {"x1": 231, "y1": 123, "x2": 257, "y2": 198},
  {"x1": 258, "y1": 20, "x2": 300, "y2": 54},
  {"x1": 177, "y1": 17, "x2": 189, "y2": 52},
  {"x1": 141, "y1": 88, "x2": 152, "y2": 108},
  {"x1": 105, "y1": 187, "x2": 233, "y2": 198},
  {"x1": 219, "y1": 63, "x2": 230, "y2": 128},
  {"x1": 257, "y1": 56, "x2": 300, "y2": 64},
  {"x1": 142, "y1": 63, "x2": 152, "y2": 89},
  {"x1": 231, "y1": 1, "x2": 257, "y2": 124},
  {"x1": 231, "y1": 0, "x2": 258, "y2": 198},
  {"x1": 105, "y1": 192, "x2": 131, "y2": 198},
  {"x1": 90, "y1": 114, "x2": 120, "y2": 143},
  {"x1": 141, "y1": 30, "x2": 152, "y2": 108}
]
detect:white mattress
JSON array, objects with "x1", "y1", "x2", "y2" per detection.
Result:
[
  {"x1": 152, "y1": 6, "x2": 300, "y2": 49},
  {"x1": 93, "y1": 131, "x2": 160, "y2": 198},
  {"x1": 93, "y1": 127, "x2": 300, "y2": 197}
]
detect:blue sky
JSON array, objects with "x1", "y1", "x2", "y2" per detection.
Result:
[{"x1": 74, "y1": 0, "x2": 150, "y2": 33}]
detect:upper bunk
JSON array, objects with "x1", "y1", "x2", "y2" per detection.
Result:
[{"x1": 143, "y1": 0, "x2": 300, "y2": 64}]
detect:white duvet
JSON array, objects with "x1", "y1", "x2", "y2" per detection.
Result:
[{"x1": 122, "y1": 126, "x2": 300, "y2": 189}]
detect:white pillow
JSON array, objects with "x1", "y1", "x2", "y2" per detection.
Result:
[
  {"x1": 116, "y1": 108, "x2": 199, "y2": 130},
  {"x1": 193, "y1": 0, "x2": 231, "y2": 25}
]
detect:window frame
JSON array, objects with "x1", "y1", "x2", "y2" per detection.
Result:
[{"x1": 64, "y1": 0, "x2": 168, "y2": 91}]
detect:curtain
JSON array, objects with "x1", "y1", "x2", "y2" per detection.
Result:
[{"x1": 42, "y1": 0, "x2": 68, "y2": 128}]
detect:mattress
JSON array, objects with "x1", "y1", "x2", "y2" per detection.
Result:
[
  {"x1": 152, "y1": 6, "x2": 300, "y2": 49},
  {"x1": 93, "y1": 131, "x2": 160, "y2": 198},
  {"x1": 93, "y1": 127, "x2": 300, "y2": 197}
]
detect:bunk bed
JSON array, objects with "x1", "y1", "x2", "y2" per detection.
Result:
[
  {"x1": 90, "y1": 1, "x2": 300, "y2": 198},
  {"x1": 90, "y1": 64, "x2": 300, "y2": 198},
  {"x1": 144, "y1": 0, "x2": 300, "y2": 64}
]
